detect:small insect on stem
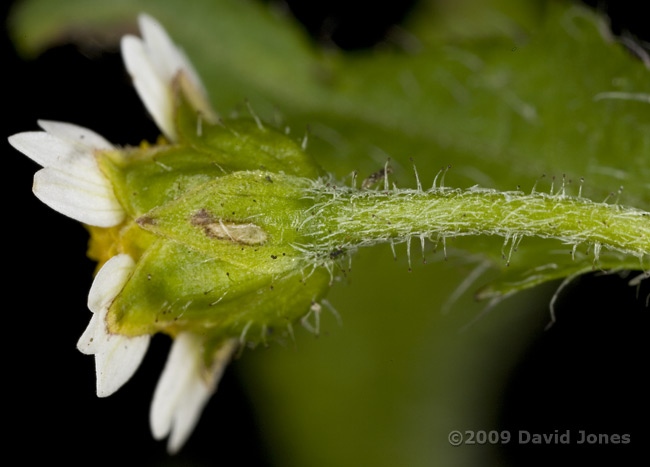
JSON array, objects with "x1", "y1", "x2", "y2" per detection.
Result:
[{"x1": 362, "y1": 162, "x2": 393, "y2": 190}]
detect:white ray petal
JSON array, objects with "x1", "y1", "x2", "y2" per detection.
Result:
[
  {"x1": 139, "y1": 14, "x2": 187, "y2": 82},
  {"x1": 33, "y1": 168, "x2": 124, "y2": 227},
  {"x1": 8, "y1": 122, "x2": 125, "y2": 227},
  {"x1": 121, "y1": 34, "x2": 174, "y2": 140},
  {"x1": 76, "y1": 254, "x2": 150, "y2": 397},
  {"x1": 138, "y1": 14, "x2": 205, "y2": 95},
  {"x1": 77, "y1": 312, "x2": 101, "y2": 355},
  {"x1": 9, "y1": 132, "x2": 102, "y2": 176},
  {"x1": 87, "y1": 254, "x2": 137, "y2": 314},
  {"x1": 150, "y1": 333, "x2": 204, "y2": 441},
  {"x1": 121, "y1": 14, "x2": 215, "y2": 141},
  {"x1": 37, "y1": 120, "x2": 114, "y2": 151},
  {"x1": 166, "y1": 372, "x2": 212, "y2": 454},
  {"x1": 95, "y1": 331, "x2": 150, "y2": 398},
  {"x1": 150, "y1": 333, "x2": 237, "y2": 454}
]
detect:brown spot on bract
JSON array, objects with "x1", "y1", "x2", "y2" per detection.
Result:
[
  {"x1": 190, "y1": 209, "x2": 268, "y2": 245},
  {"x1": 136, "y1": 215, "x2": 156, "y2": 226},
  {"x1": 190, "y1": 208, "x2": 215, "y2": 226}
]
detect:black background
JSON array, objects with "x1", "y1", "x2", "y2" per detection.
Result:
[{"x1": 3, "y1": 1, "x2": 648, "y2": 465}]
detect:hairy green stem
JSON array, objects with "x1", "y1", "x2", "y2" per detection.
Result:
[{"x1": 301, "y1": 184, "x2": 650, "y2": 261}]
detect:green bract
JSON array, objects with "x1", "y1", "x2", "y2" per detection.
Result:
[{"x1": 90, "y1": 100, "x2": 330, "y2": 355}]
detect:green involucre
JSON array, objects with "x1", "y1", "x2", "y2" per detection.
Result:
[{"x1": 95, "y1": 115, "x2": 648, "y2": 348}]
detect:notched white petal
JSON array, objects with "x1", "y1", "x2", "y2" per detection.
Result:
[
  {"x1": 87, "y1": 254, "x2": 136, "y2": 314},
  {"x1": 138, "y1": 14, "x2": 194, "y2": 85},
  {"x1": 77, "y1": 312, "x2": 101, "y2": 355},
  {"x1": 138, "y1": 14, "x2": 208, "y2": 105},
  {"x1": 150, "y1": 333, "x2": 237, "y2": 454},
  {"x1": 8, "y1": 121, "x2": 125, "y2": 227},
  {"x1": 121, "y1": 34, "x2": 175, "y2": 141},
  {"x1": 121, "y1": 13, "x2": 216, "y2": 141},
  {"x1": 33, "y1": 168, "x2": 124, "y2": 227},
  {"x1": 95, "y1": 332, "x2": 150, "y2": 398},
  {"x1": 37, "y1": 120, "x2": 114, "y2": 150},
  {"x1": 9, "y1": 132, "x2": 101, "y2": 174},
  {"x1": 76, "y1": 255, "x2": 150, "y2": 397}
]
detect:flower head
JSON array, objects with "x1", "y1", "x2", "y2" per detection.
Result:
[
  {"x1": 8, "y1": 13, "x2": 233, "y2": 454},
  {"x1": 9, "y1": 12, "x2": 328, "y2": 455}
]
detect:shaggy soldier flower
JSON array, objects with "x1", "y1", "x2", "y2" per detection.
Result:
[
  {"x1": 9, "y1": 8, "x2": 650, "y2": 458},
  {"x1": 9, "y1": 14, "x2": 239, "y2": 453}
]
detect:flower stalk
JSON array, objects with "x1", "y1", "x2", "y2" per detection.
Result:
[{"x1": 301, "y1": 182, "x2": 650, "y2": 262}]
